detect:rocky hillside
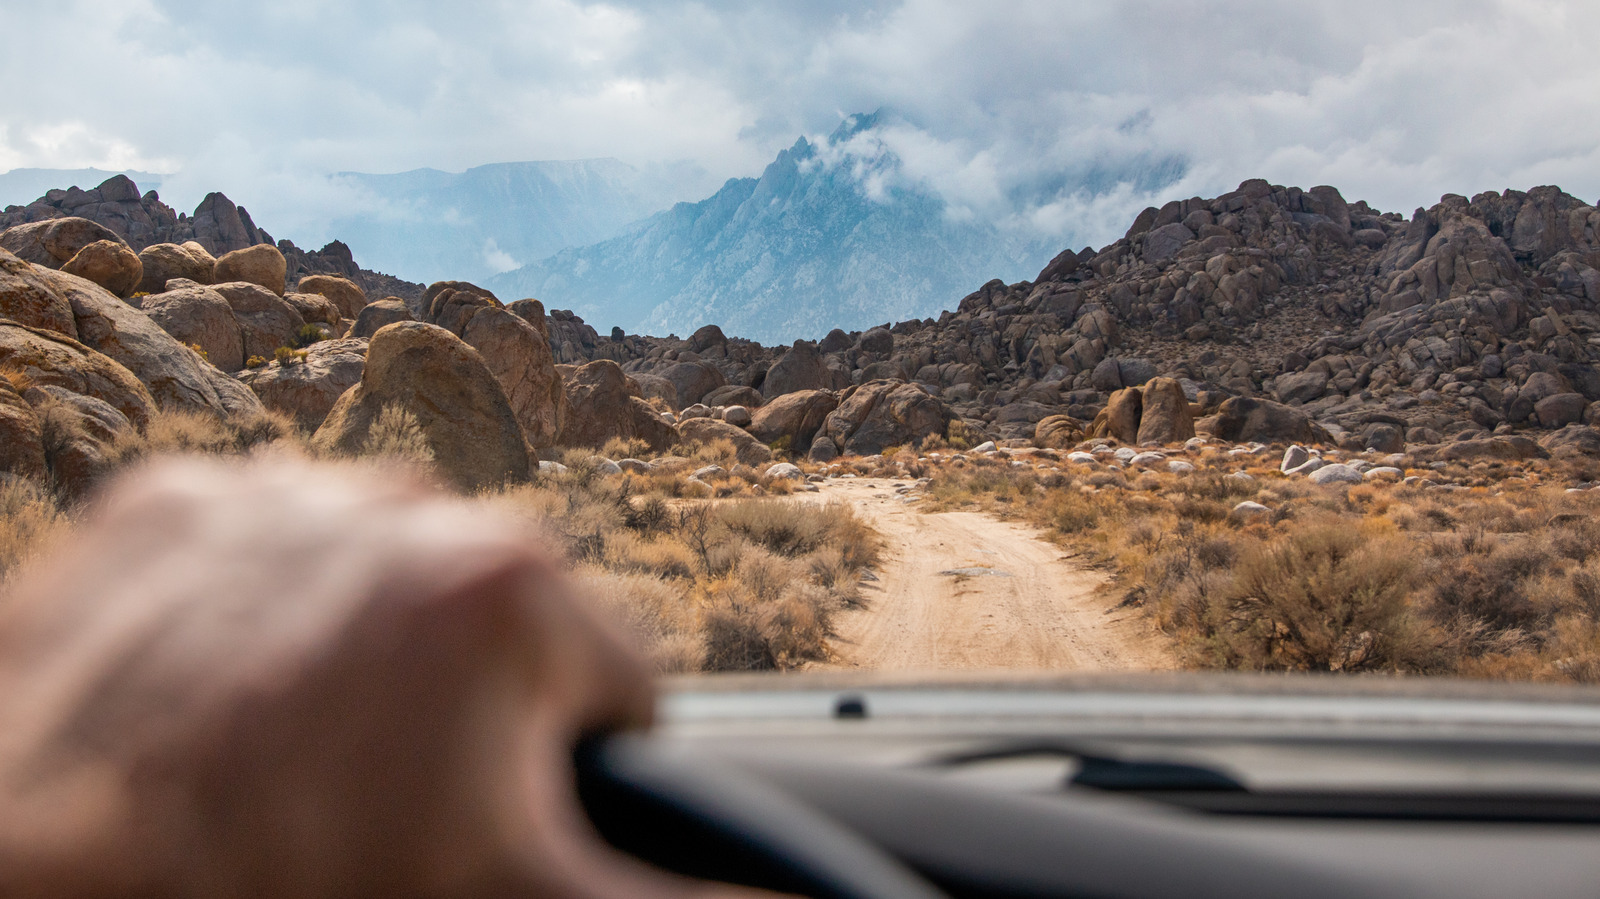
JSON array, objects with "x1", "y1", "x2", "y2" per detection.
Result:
[
  {"x1": 0, "y1": 175, "x2": 421, "y2": 303},
  {"x1": 3, "y1": 168, "x2": 1600, "y2": 506},
  {"x1": 565, "y1": 178, "x2": 1600, "y2": 462},
  {"x1": 488, "y1": 113, "x2": 1058, "y2": 343}
]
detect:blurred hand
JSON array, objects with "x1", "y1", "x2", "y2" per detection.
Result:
[{"x1": 0, "y1": 456, "x2": 761, "y2": 898}]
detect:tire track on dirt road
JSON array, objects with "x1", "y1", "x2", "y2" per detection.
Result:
[{"x1": 806, "y1": 478, "x2": 1172, "y2": 672}]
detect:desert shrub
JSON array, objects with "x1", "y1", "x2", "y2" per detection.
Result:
[
  {"x1": 576, "y1": 566, "x2": 703, "y2": 673},
  {"x1": 274, "y1": 346, "x2": 307, "y2": 365},
  {"x1": 715, "y1": 500, "x2": 837, "y2": 557},
  {"x1": 361, "y1": 404, "x2": 434, "y2": 465},
  {"x1": 111, "y1": 408, "x2": 304, "y2": 469},
  {"x1": 604, "y1": 531, "x2": 699, "y2": 580},
  {"x1": 1187, "y1": 521, "x2": 1437, "y2": 673},
  {"x1": 688, "y1": 437, "x2": 739, "y2": 467},
  {"x1": 289, "y1": 323, "x2": 327, "y2": 349},
  {"x1": 601, "y1": 436, "x2": 650, "y2": 460},
  {"x1": 946, "y1": 419, "x2": 977, "y2": 450},
  {"x1": 1424, "y1": 539, "x2": 1551, "y2": 633},
  {"x1": 0, "y1": 477, "x2": 66, "y2": 583}
]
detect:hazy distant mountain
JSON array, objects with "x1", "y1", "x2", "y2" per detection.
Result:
[
  {"x1": 487, "y1": 113, "x2": 1181, "y2": 343},
  {"x1": 328, "y1": 159, "x2": 688, "y2": 284},
  {"x1": 0, "y1": 168, "x2": 165, "y2": 208}
]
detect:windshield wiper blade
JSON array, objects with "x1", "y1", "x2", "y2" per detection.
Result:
[{"x1": 927, "y1": 739, "x2": 1247, "y2": 792}]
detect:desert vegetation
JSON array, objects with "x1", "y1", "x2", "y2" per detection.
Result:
[
  {"x1": 917, "y1": 440, "x2": 1600, "y2": 682},
  {"x1": 0, "y1": 408, "x2": 879, "y2": 674}
]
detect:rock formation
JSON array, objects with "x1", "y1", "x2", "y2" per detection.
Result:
[{"x1": 312, "y1": 322, "x2": 529, "y2": 490}]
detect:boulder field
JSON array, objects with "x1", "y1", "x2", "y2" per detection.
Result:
[{"x1": 4, "y1": 172, "x2": 1600, "y2": 497}]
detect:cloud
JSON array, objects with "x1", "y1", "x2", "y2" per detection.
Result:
[{"x1": 3, "y1": 0, "x2": 1599, "y2": 254}]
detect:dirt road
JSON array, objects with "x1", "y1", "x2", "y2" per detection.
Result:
[{"x1": 808, "y1": 478, "x2": 1171, "y2": 672}]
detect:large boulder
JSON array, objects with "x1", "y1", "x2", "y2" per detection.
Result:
[
  {"x1": 556, "y1": 359, "x2": 677, "y2": 452},
  {"x1": 820, "y1": 380, "x2": 952, "y2": 456},
  {"x1": 283, "y1": 292, "x2": 341, "y2": 327},
  {"x1": 0, "y1": 382, "x2": 46, "y2": 481},
  {"x1": 0, "y1": 248, "x2": 78, "y2": 335},
  {"x1": 0, "y1": 321, "x2": 154, "y2": 429},
  {"x1": 1535, "y1": 393, "x2": 1588, "y2": 429},
  {"x1": 658, "y1": 360, "x2": 726, "y2": 409},
  {"x1": 763, "y1": 341, "x2": 830, "y2": 398},
  {"x1": 703, "y1": 384, "x2": 765, "y2": 409},
  {"x1": 238, "y1": 338, "x2": 367, "y2": 431},
  {"x1": 1091, "y1": 388, "x2": 1142, "y2": 443},
  {"x1": 129, "y1": 284, "x2": 245, "y2": 373},
  {"x1": 312, "y1": 323, "x2": 529, "y2": 491},
  {"x1": 418, "y1": 281, "x2": 498, "y2": 332},
  {"x1": 212, "y1": 281, "x2": 306, "y2": 361},
  {"x1": 460, "y1": 306, "x2": 566, "y2": 448},
  {"x1": 1273, "y1": 370, "x2": 1329, "y2": 405},
  {"x1": 858, "y1": 327, "x2": 894, "y2": 355},
  {"x1": 60, "y1": 240, "x2": 142, "y2": 298},
  {"x1": 629, "y1": 374, "x2": 679, "y2": 407},
  {"x1": 350, "y1": 299, "x2": 414, "y2": 339},
  {"x1": 411, "y1": 283, "x2": 566, "y2": 449},
  {"x1": 213, "y1": 244, "x2": 286, "y2": 296},
  {"x1": 37, "y1": 268, "x2": 262, "y2": 418},
  {"x1": 1034, "y1": 415, "x2": 1085, "y2": 449},
  {"x1": 23, "y1": 384, "x2": 133, "y2": 500},
  {"x1": 135, "y1": 242, "x2": 216, "y2": 294},
  {"x1": 747, "y1": 389, "x2": 839, "y2": 451},
  {"x1": 0, "y1": 217, "x2": 121, "y2": 267},
  {"x1": 296, "y1": 274, "x2": 368, "y2": 320},
  {"x1": 688, "y1": 324, "x2": 727, "y2": 353},
  {"x1": 1202, "y1": 396, "x2": 1330, "y2": 445},
  {"x1": 677, "y1": 418, "x2": 773, "y2": 467},
  {"x1": 1135, "y1": 377, "x2": 1196, "y2": 445}
]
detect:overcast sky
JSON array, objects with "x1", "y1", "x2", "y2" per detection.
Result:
[{"x1": 5, "y1": 0, "x2": 1599, "y2": 250}]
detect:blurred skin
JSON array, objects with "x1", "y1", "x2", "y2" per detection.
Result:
[{"x1": 0, "y1": 456, "x2": 769, "y2": 898}]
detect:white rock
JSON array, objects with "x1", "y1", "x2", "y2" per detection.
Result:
[
  {"x1": 972, "y1": 440, "x2": 997, "y2": 453},
  {"x1": 1067, "y1": 452, "x2": 1097, "y2": 464},
  {"x1": 1130, "y1": 452, "x2": 1167, "y2": 467},
  {"x1": 723, "y1": 405, "x2": 752, "y2": 427},
  {"x1": 681, "y1": 403, "x2": 711, "y2": 420},
  {"x1": 1309, "y1": 463, "x2": 1363, "y2": 485},
  {"x1": 764, "y1": 462, "x2": 804, "y2": 481},
  {"x1": 618, "y1": 458, "x2": 652, "y2": 474},
  {"x1": 1184, "y1": 437, "x2": 1208, "y2": 451},
  {"x1": 1286, "y1": 457, "x2": 1326, "y2": 476},
  {"x1": 1225, "y1": 471, "x2": 1255, "y2": 482},
  {"x1": 593, "y1": 457, "x2": 622, "y2": 476},
  {"x1": 537, "y1": 461, "x2": 568, "y2": 475},
  {"x1": 1281, "y1": 444, "x2": 1310, "y2": 472},
  {"x1": 1113, "y1": 447, "x2": 1138, "y2": 462},
  {"x1": 1363, "y1": 466, "x2": 1404, "y2": 481},
  {"x1": 692, "y1": 464, "x2": 726, "y2": 480},
  {"x1": 1230, "y1": 500, "x2": 1272, "y2": 521},
  {"x1": 1168, "y1": 460, "x2": 1196, "y2": 474}
]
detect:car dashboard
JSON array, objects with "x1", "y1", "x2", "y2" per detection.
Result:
[{"x1": 577, "y1": 672, "x2": 1600, "y2": 898}]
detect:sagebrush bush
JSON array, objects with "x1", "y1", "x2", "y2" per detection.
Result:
[
  {"x1": 1187, "y1": 521, "x2": 1438, "y2": 673},
  {"x1": 492, "y1": 472, "x2": 880, "y2": 672},
  {"x1": 362, "y1": 404, "x2": 434, "y2": 465},
  {"x1": 923, "y1": 451, "x2": 1600, "y2": 682},
  {"x1": 0, "y1": 478, "x2": 66, "y2": 583}
]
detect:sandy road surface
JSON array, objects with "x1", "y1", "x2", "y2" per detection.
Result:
[{"x1": 806, "y1": 478, "x2": 1171, "y2": 672}]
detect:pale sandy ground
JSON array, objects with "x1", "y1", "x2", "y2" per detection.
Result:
[{"x1": 803, "y1": 478, "x2": 1173, "y2": 672}]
